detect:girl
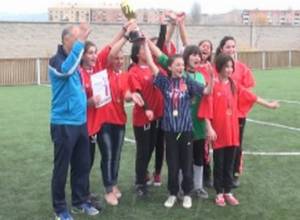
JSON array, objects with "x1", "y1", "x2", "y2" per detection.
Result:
[
  {"x1": 215, "y1": 36, "x2": 256, "y2": 187},
  {"x1": 145, "y1": 39, "x2": 212, "y2": 209},
  {"x1": 205, "y1": 54, "x2": 279, "y2": 207},
  {"x1": 197, "y1": 40, "x2": 214, "y2": 188},
  {"x1": 80, "y1": 21, "x2": 143, "y2": 206},
  {"x1": 128, "y1": 38, "x2": 164, "y2": 197}
]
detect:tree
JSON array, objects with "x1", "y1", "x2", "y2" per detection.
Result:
[{"x1": 190, "y1": 1, "x2": 201, "y2": 25}]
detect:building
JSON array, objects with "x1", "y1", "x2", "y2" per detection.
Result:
[
  {"x1": 48, "y1": 2, "x2": 162, "y2": 24},
  {"x1": 242, "y1": 9, "x2": 300, "y2": 26}
]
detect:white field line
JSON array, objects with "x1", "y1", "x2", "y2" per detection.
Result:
[
  {"x1": 124, "y1": 137, "x2": 300, "y2": 156},
  {"x1": 247, "y1": 118, "x2": 300, "y2": 132}
]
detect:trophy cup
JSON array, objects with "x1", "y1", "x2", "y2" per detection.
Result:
[{"x1": 120, "y1": 0, "x2": 145, "y2": 42}]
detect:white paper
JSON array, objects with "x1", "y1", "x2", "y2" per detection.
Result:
[{"x1": 90, "y1": 69, "x2": 111, "y2": 108}]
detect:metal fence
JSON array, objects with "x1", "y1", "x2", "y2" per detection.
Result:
[{"x1": 0, "y1": 51, "x2": 299, "y2": 86}]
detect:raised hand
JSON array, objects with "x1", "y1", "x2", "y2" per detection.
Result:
[{"x1": 78, "y1": 23, "x2": 91, "y2": 42}]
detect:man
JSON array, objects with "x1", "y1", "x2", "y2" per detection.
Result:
[{"x1": 49, "y1": 24, "x2": 99, "y2": 220}]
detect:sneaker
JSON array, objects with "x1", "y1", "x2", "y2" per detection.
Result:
[
  {"x1": 164, "y1": 195, "x2": 177, "y2": 208},
  {"x1": 194, "y1": 188, "x2": 209, "y2": 199},
  {"x1": 204, "y1": 178, "x2": 213, "y2": 188},
  {"x1": 54, "y1": 210, "x2": 73, "y2": 220},
  {"x1": 182, "y1": 196, "x2": 192, "y2": 209},
  {"x1": 135, "y1": 185, "x2": 148, "y2": 197},
  {"x1": 112, "y1": 186, "x2": 122, "y2": 199},
  {"x1": 232, "y1": 176, "x2": 240, "y2": 188},
  {"x1": 215, "y1": 194, "x2": 226, "y2": 207},
  {"x1": 72, "y1": 202, "x2": 99, "y2": 216},
  {"x1": 145, "y1": 173, "x2": 153, "y2": 186},
  {"x1": 153, "y1": 173, "x2": 162, "y2": 186},
  {"x1": 105, "y1": 192, "x2": 118, "y2": 206},
  {"x1": 224, "y1": 193, "x2": 239, "y2": 206}
]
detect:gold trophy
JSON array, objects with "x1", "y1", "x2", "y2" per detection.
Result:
[{"x1": 120, "y1": 0, "x2": 144, "y2": 42}]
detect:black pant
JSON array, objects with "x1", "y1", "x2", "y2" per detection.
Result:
[
  {"x1": 193, "y1": 139, "x2": 205, "y2": 166},
  {"x1": 233, "y1": 118, "x2": 247, "y2": 175},
  {"x1": 50, "y1": 124, "x2": 90, "y2": 214},
  {"x1": 213, "y1": 147, "x2": 236, "y2": 194},
  {"x1": 165, "y1": 131, "x2": 193, "y2": 195},
  {"x1": 154, "y1": 124, "x2": 165, "y2": 174},
  {"x1": 134, "y1": 121, "x2": 158, "y2": 185},
  {"x1": 97, "y1": 124, "x2": 125, "y2": 193}
]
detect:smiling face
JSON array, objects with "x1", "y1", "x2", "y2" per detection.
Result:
[
  {"x1": 220, "y1": 60, "x2": 234, "y2": 78},
  {"x1": 188, "y1": 53, "x2": 201, "y2": 69},
  {"x1": 199, "y1": 40, "x2": 212, "y2": 62},
  {"x1": 82, "y1": 45, "x2": 97, "y2": 69},
  {"x1": 220, "y1": 39, "x2": 236, "y2": 58},
  {"x1": 111, "y1": 51, "x2": 124, "y2": 72},
  {"x1": 168, "y1": 56, "x2": 185, "y2": 78}
]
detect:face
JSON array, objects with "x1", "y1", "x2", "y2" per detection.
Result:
[
  {"x1": 111, "y1": 51, "x2": 124, "y2": 72},
  {"x1": 220, "y1": 39, "x2": 236, "y2": 58},
  {"x1": 169, "y1": 57, "x2": 185, "y2": 78},
  {"x1": 137, "y1": 46, "x2": 146, "y2": 63},
  {"x1": 220, "y1": 60, "x2": 234, "y2": 78},
  {"x1": 64, "y1": 26, "x2": 80, "y2": 53},
  {"x1": 188, "y1": 53, "x2": 201, "y2": 69},
  {"x1": 199, "y1": 41, "x2": 212, "y2": 62},
  {"x1": 82, "y1": 46, "x2": 97, "y2": 69}
]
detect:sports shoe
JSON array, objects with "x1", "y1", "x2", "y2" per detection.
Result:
[
  {"x1": 182, "y1": 196, "x2": 192, "y2": 209},
  {"x1": 194, "y1": 188, "x2": 209, "y2": 199},
  {"x1": 71, "y1": 202, "x2": 99, "y2": 216},
  {"x1": 54, "y1": 210, "x2": 73, "y2": 220},
  {"x1": 145, "y1": 172, "x2": 153, "y2": 186},
  {"x1": 224, "y1": 193, "x2": 239, "y2": 206},
  {"x1": 164, "y1": 195, "x2": 177, "y2": 208},
  {"x1": 135, "y1": 185, "x2": 148, "y2": 197},
  {"x1": 215, "y1": 194, "x2": 226, "y2": 207},
  {"x1": 113, "y1": 186, "x2": 122, "y2": 199},
  {"x1": 153, "y1": 173, "x2": 162, "y2": 186},
  {"x1": 105, "y1": 192, "x2": 118, "y2": 206}
]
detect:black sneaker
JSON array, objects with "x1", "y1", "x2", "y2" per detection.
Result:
[
  {"x1": 204, "y1": 178, "x2": 213, "y2": 188},
  {"x1": 135, "y1": 185, "x2": 148, "y2": 197}
]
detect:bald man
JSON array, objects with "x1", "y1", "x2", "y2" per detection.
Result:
[{"x1": 49, "y1": 24, "x2": 99, "y2": 220}]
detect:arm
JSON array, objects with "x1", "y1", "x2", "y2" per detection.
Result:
[
  {"x1": 256, "y1": 97, "x2": 280, "y2": 109},
  {"x1": 144, "y1": 40, "x2": 159, "y2": 76},
  {"x1": 107, "y1": 20, "x2": 136, "y2": 47},
  {"x1": 203, "y1": 63, "x2": 214, "y2": 95},
  {"x1": 177, "y1": 13, "x2": 188, "y2": 47},
  {"x1": 156, "y1": 14, "x2": 167, "y2": 50},
  {"x1": 205, "y1": 119, "x2": 217, "y2": 142}
]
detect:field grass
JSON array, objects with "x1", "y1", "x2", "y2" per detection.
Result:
[{"x1": 0, "y1": 68, "x2": 299, "y2": 220}]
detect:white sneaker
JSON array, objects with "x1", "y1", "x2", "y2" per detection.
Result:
[
  {"x1": 164, "y1": 195, "x2": 177, "y2": 208},
  {"x1": 182, "y1": 196, "x2": 192, "y2": 209}
]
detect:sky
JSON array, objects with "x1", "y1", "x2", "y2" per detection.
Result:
[{"x1": 1, "y1": 0, "x2": 300, "y2": 14}]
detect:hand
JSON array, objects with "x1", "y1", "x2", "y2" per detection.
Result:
[
  {"x1": 165, "y1": 10, "x2": 177, "y2": 25},
  {"x1": 92, "y1": 95, "x2": 101, "y2": 106},
  {"x1": 206, "y1": 127, "x2": 217, "y2": 142},
  {"x1": 176, "y1": 12, "x2": 186, "y2": 24},
  {"x1": 145, "y1": 109, "x2": 154, "y2": 121},
  {"x1": 125, "y1": 21, "x2": 138, "y2": 35},
  {"x1": 78, "y1": 23, "x2": 91, "y2": 42},
  {"x1": 131, "y1": 92, "x2": 144, "y2": 107},
  {"x1": 268, "y1": 101, "x2": 280, "y2": 109}
]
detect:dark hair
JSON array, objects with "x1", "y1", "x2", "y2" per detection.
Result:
[
  {"x1": 198, "y1": 40, "x2": 213, "y2": 62},
  {"x1": 215, "y1": 36, "x2": 236, "y2": 58},
  {"x1": 215, "y1": 54, "x2": 236, "y2": 94},
  {"x1": 61, "y1": 25, "x2": 75, "y2": 44},
  {"x1": 84, "y1": 41, "x2": 96, "y2": 54},
  {"x1": 166, "y1": 54, "x2": 184, "y2": 77},
  {"x1": 182, "y1": 45, "x2": 201, "y2": 69},
  {"x1": 130, "y1": 41, "x2": 143, "y2": 64}
]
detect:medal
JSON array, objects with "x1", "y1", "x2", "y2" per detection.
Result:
[{"x1": 173, "y1": 109, "x2": 178, "y2": 117}]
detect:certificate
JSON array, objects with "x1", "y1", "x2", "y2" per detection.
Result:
[{"x1": 90, "y1": 69, "x2": 111, "y2": 108}]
